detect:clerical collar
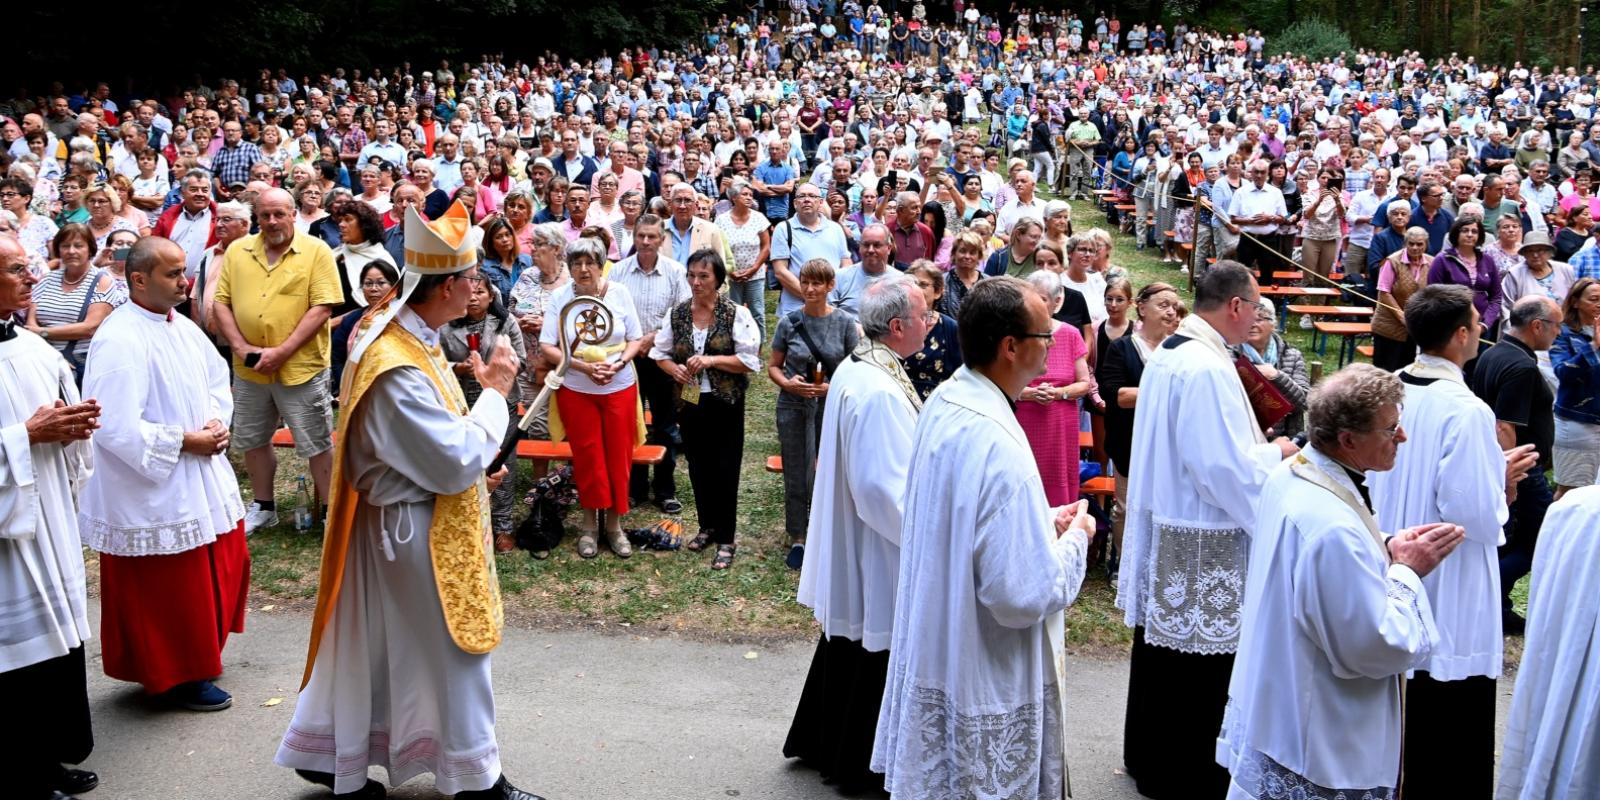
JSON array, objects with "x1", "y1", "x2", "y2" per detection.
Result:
[
  {"x1": 129, "y1": 297, "x2": 174, "y2": 322},
  {"x1": 1311, "y1": 446, "x2": 1376, "y2": 513},
  {"x1": 0, "y1": 317, "x2": 14, "y2": 342},
  {"x1": 396, "y1": 305, "x2": 441, "y2": 348}
]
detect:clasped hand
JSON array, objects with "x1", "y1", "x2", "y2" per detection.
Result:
[{"x1": 182, "y1": 419, "x2": 230, "y2": 456}]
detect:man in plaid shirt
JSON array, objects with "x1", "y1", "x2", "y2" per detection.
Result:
[{"x1": 210, "y1": 121, "x2": 263, "y2": 197}]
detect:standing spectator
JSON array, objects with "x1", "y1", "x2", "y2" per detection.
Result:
[
  {"x1": 1551, "y1": 278, "x2": 1600, "y2": 496},
  {"x1": 0, "y1": 233, "x2": 101, "y2": 800},
  {"x1": 650, "y1": 249, "x2": 762, "y2": 569},
  {"x1": 753, "y1": 139, "x2": 797, "y2": 227},
  {"x1": 1372, "y1": 227, "x2": 1434, "y2": 371},
  {"x1": 1501, "y1": 231, "x2": 1576, "y2": 324},
  {"x1": 211, "y1": 188, "x2": 342, "y2": 533},
  {"x1": 767, "y1": 258, "x2": 859, "y2": 570},
  {"x1": 904, "y1": 260, "x2": 963, "y2": 399},
  {"x1": 610, "y1": 214, "x2": 690, "y2": 515},
  {"x1": 442, "y1": 278, "x2": 527, "y2": 554},
  {"x1": 329, "y1": 259, "x2": 397, "y2": 395},
  {"x1": 1017, "y1": 270, "x2": 1093, "y2": 504},
  {"x1": 153, "y1": 170, "x2": 219, "y2": 281},
  {"x1": 1471, "y1": 293, "x2": 1559, "y2": 635},
  {"x1": 540, "y1": 237, "x2": 645, "y2": 559},
  {"x1": 770, "y1": 183, "x2": 852, "y2": 317},
  {"x1": 716, "y1": 178, "x2": 772, "y2": 341},
  {"x1": 82, "y1": 182, "x2": 136, "y2": 250},
  {"x1": 210, "y1": 121, "x2": 263, "y2": 198},
  {"x1": 27, "y1": 224, "x2": 125, "y2": 384},
  {"x1": 0, "y1": 177, "x2": 57, "y2": 267},
  {"x1": 1429, "y1": 218, "x2": 1502, "y2": 340},
  {"x1": 479, "y1": 216, "x2": 529, "y2": 302},
  {"x1": 1555, "y1": 204, "x2": 1595, "y2": 262}
]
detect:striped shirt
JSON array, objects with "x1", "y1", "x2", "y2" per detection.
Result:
[
  {"x1": 609, "y1": 254, "x2": 689, "y2": 335},
  {"x1": 31, "y1": 268, "x2": 127, "y2": 363}
]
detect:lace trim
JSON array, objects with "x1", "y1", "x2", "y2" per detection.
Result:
[
  {"x1": 1146, "y1": 521, "x2": 1249, "y2": 654},
  {"x1": 141, "y1": 423, "x2": 183, "y2": 480},
  {"x1": 881, "y1": 681, "x2": 1064, "y2": 800},
  {"x1": 78, "y1": 515, "x2": 230, "y2": 556},
  {"x1": 1233, "y1": 748, "x2": 1395, "y2": 800}
]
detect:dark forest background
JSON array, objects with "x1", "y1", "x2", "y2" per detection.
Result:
[{"x1": 11, "y1": 0, "x2": 1597, "y2": 94}]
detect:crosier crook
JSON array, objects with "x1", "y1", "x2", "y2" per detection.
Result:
[{"x1": 486, "y1": 295, "x2": 613, "y2": 474}]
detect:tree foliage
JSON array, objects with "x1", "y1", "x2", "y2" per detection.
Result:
[{"x1": 1270, "y1": 18, "x2": 1355, "y2": 62}]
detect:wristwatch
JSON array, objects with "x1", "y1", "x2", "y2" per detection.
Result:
[{"x1": 38, "y1": 327, "x2": 49, "y2": 340}]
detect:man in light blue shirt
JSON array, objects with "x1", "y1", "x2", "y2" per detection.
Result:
[
  {"x1": 771, "y1": 185, "x2": 852, "y2": 317},
  {"x1": 753, "y1": 140, "x2": 797, "y2": 224}
]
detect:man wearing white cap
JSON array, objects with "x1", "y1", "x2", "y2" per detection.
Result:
[{"x1": 275, "y1": 202, "x2": 543, "y2": 800}]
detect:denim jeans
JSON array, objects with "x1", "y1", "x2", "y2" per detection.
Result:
[{"x1": 728, "y1": 276, "x2": 768, "y2": 346}]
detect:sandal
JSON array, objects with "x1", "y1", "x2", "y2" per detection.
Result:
[
  {"x1": 576, "y1": 534, "x2": 599, "y2": 559},
  {"x1": 686, "y1": 530, "x2": 713, "y2": 552},
  {"x1": 607, "y1": 529, "x2": 633, "y2": 558},
  {"x1": 712, "y1": 543, "x2": 737, "y2": 570}
]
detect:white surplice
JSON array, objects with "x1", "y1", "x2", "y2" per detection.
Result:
[
  {"x1": 0, "y1": 329, "x2": 92, "y2": 672},
  {"x1": 795, "y1": 345, "x2": 920, "y2": 652},
  {"x1": 1118, "y1": 314, "x2": 1284, "y2": 653},
  {"x1": 275, "y1": 308, "x2": 510, "y2": 796},
  {"x1": 78, "y1": 303, "x2": 244, "y2": 555},
  {"x1": 872, "y1": 367, "x2": 1089, "y2": 800},
  {"x1": 1368, "y1": 355, "x2": 1507, "y2": 681},
  {"x1": 1497, "y1": 486, "x2": 1600, "y2": 800},
  {"x1": 1218, "y1": 446, "x2": 1439, "y2": 799}
]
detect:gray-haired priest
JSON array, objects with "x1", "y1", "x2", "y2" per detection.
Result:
[
  {"x1": 0, "y1": 233, "x2": 102, "y2": 800},
  {"x1": 1218, "y1": 364, "x2": 1464, "y2": 800}
]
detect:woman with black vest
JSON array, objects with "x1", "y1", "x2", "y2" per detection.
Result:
[{"x1": 650, "y1": 248, "x2": 763, "y2": 570}]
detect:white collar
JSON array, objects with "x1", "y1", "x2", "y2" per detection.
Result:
[
  {"x1": 937, "y1": 365, "x2": 1028, "y2": 447},
  {"x1": 396, "y1": 305, "x2": 441, "y2": 348}
]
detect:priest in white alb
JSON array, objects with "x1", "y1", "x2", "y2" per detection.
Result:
[
  {"x1": 872, "y1": 276, "x2": 1094, "y2": 800},
  {"x1": 275, "y1": 203, "x2": 543, "y2": 800},
  {"x1": 1498, "y1": 485, "x2": 1600, "y2": 800},
  {"x1": 1368, "y1": 285, "x2": 1537, "y2": 797},
  {"x1": 1118, "y1": 261, "x2": 1297, "y2": 799},
  {"x1": 0, "y1": 233, "x2": 103, "y2": 800},
  {"x1": 785, "y1": 273, "x2": 929, "y2": 796},
  {"x1": 79, "y1": 236, "x2": 249, "y2": 713},
  {"x1": 1219, "y1": 363, "x2": 1463, "y2": 800}
]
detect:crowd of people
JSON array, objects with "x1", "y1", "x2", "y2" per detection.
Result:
[{"x1": 6, "y1": 0, "x2": 1600, "y2": 799}]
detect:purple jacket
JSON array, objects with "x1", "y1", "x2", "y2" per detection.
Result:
[{"x1": 1427, "y1": 246, "x2": 1503, "y2": 332}]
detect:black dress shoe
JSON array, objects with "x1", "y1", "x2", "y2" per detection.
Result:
[
  {"x1": 455, "y1": 774, "x2": 546, "y2": 800},
  {"x1": 294, "y1": 769, "x2": 386, "y2": 798},
  {"x1": 56, "y1": 767, "x2": 98, "y2": 794}
]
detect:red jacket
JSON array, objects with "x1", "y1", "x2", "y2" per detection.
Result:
[{"x1": 152, "y1": 200, "x2": 220, "y2": 251}]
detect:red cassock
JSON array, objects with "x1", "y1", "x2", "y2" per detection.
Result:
[{"x1": 98, "y1": 522, "x2": 250, "y2": 694}]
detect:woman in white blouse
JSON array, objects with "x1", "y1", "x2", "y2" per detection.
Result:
[{"x1": 650, "y1": 248, "x2": 762, "y2": 570}]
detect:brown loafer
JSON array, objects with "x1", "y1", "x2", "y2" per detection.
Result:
[{"x1": 494, "y1": 533, "x2": 516, "y2": 554}]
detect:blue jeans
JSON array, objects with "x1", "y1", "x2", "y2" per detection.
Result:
[
  {"x1": 728, "y1": 276, "x2": 768, "y2": 346},
  {"x1": 1501, "y1": 470, "x2": 1553, "y2": 615}
]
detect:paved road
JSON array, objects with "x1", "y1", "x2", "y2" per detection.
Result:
[{"x1": 75, "y1": 602, "x2": 1515, "y2": 799}]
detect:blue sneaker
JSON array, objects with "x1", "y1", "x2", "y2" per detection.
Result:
[
  {"x1": 169, "y1": 680, "x2": 232, "y2": 712},
  {"x1": 785, "y1": 542, "x2": 805, "y2": 571}
]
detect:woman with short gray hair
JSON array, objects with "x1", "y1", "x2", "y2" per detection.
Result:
[{"x1": 1016, "y1": 269, "x2": 1094, "y2": 504}]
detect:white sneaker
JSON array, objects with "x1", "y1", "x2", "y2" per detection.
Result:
[
  {"x1": 243, "y1": 502, "x2": 279, "y2": 535},
  {"x1": 1300, "y1": 314, "x2": 1314, "y2": 330}
]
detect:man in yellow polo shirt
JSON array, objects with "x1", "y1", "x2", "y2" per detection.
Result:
[{"x1": 213, "y1": 187, "x2": 343, "y2": 533}]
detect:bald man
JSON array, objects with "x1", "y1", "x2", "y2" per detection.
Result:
[{"x1": 211, "y1": 187, "x2": 342, "y2": 534}]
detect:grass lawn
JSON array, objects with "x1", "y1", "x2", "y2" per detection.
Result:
[{"x1": 243, "y1": 185, "x2": 1517, "y2": 655}]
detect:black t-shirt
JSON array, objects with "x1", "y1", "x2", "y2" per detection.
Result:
[
  {"x1": 1051, "y1": 286, "x2": 1092, "y2": 329},
  {"x1": 1470, "y1": 336, "x2": 1555, "y2": 470}
]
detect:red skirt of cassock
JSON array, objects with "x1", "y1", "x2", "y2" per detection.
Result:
[{"x1": 99, "y1": 522, "x2": 250, "y2": 694}]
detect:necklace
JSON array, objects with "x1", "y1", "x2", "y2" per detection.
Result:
[
  {"x1": 539, "y1": 268, "x2": 562, "y2": 285},
  {"x1": 61, "y1": 269, "x2": 87, "y2": 288}
]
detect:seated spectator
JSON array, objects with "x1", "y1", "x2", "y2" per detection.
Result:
[{"x1": 1235, "y1": 301, "x2": 1311, "y2": 439}]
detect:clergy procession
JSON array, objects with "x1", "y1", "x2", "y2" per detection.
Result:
[{"x1": 13, "y1": 1, "x2": 1600, "y2": 798}]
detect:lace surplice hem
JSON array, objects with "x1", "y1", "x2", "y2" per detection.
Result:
[
  {"x1": 1230, "y1": 747, "x2": 1396, "y2": 800},
  {"x1": 877, "y1": 679, "x2": 1065, "y2": 800},
  {"x1": 1144, "y1": 519, "x2": 1249, "y2": 655}
]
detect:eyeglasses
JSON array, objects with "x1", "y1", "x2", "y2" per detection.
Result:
[
  {"x1": 1016, "y1": 331, "x2": 1057, "y2": 347},
  {"x1": 2, "y1": 263, "x2": 29, "y2": 278},
  {"x1": 0, "y1": 192, "x2": 19, "y2": 199}
]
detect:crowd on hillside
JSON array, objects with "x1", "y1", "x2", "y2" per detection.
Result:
[{"x1": 6, "y1": 2, "x2": 1600, "y2": 797}]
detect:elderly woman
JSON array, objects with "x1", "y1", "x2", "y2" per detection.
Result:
[
  {"x1": 443, "y1": 278, "x2": 528, "y2": 554},
  {"x1": 480, "y1": 216, "x2": 530, "y2": 301},
  {"x1": 651, "y1": 248, "x2": 762, "y2": 570},
  {"x1": 905, "y1": 261, "x2": 963, "y2": 400},
  {"x1": 1502, "y1": 231, "x2": 1576, "y2": 326},
  {"x1": 108, "y1": 175, "x2": 152, "y2": 237},
  {"x1": 540, "y1": 237, "x2": 645, "y2": 559},
  {"x1": 609, "y1": 190, "x2": 646, "y2": 260},
  {"x1": 1551, "y1": 279, "x2": 1600, "y2": 497},
  {"x1": 767, "y1": 258, "x2": 859, "y2": 570},
  {"x1": 508, "y1": 222, "x2": 571, "y2": 421},
  {"x1": 1237, "y1": 302, "x2": 1311, "y2": 439},
  {"x1": 27, "y1": 224, "x2": 126, "y2": 384},
  {"x1": 1099, "y1": 282, "x2": 1182, "y2": 564},
  {"x1": 588, "y1": 172, "x2": 624, "y2": 230},
  {"x1": 1017, "y1": 269, "x2": 1094, "y2": 505},
  {"x1": 82, "y1": 182, "x2": 136, "y2": 251},
  {"x1": 330, "y1": 199, "x2": 393, "y2": 321},
  {"x1": 1429, "y1": 217, "x2": 1502, "y2": 338},
  {"x1": 716, "y1": 178, "x2": 771, "y2": 334},
  {"x1": 355, "y1": 164, "x2": 392, "y2": 214},
  {"x1": 0, "y1": 177, "x2": 58, "y2": 268},
  {"x1": 292, "y1": 181, "x2": 328, "y2": 234},
  {"x1": 1373, "y1": 226, "x2": 1433, "y2": 371}
]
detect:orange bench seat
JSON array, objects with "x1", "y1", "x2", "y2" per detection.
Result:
[{"x1": 270, "y1": 428, "x2": 666, "y2": 465}]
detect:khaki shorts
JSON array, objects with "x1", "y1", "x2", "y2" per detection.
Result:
[{"x1": 233, "y1": 370, "x2": 334, "y2": 456}]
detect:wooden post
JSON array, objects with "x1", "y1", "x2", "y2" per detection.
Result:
[
  {"x1": 1188, "y1": 195, "x2": 1202, "y2": 292},
  {"x1": 1309, "y1": 361, "x2": 1324, "y2": 384}
]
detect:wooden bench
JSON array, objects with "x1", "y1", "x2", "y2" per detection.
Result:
[
  {"x1": 1259, "y1": 286, "x2": 1341, "y2": 299},
  {"x1": 766, "y1": 456, "x2": 784, "y2": 474},
  {"x1": 1271, "y1": 270, "x2": 1344, "y2": 283},
  {"x1": 1281, "y1": 304, "x2": 1373, "y2": 332},
  {"x1": 1357, "y1": 345, "x2": 1375, "y2": 359},
  {"x1": 764, "y1": 430, "x2": 1093, "y2": 475},
  {"x1": 1312, "y1": 321, "x2": 1373, "y2": 367},
  {"x1": 269, "y1": 428, "x2": 667, "y2": 465}
]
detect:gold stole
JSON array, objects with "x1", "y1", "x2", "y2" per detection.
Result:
[
  {"x1": 1287, "y1": 454, "x2": 1387, "y2": 561},
  {"x1": 300, "y1": 320, "x2": 503, "y2": 688}
]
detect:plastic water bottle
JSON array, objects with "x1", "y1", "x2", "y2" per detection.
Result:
[{"x1": 293, "y1": 476, "x2": 314, "y2": 532}]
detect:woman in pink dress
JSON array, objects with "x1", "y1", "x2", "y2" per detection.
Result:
[{"x1": 1016, "y1": 270, "x2": 1094, "y2": 505}]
